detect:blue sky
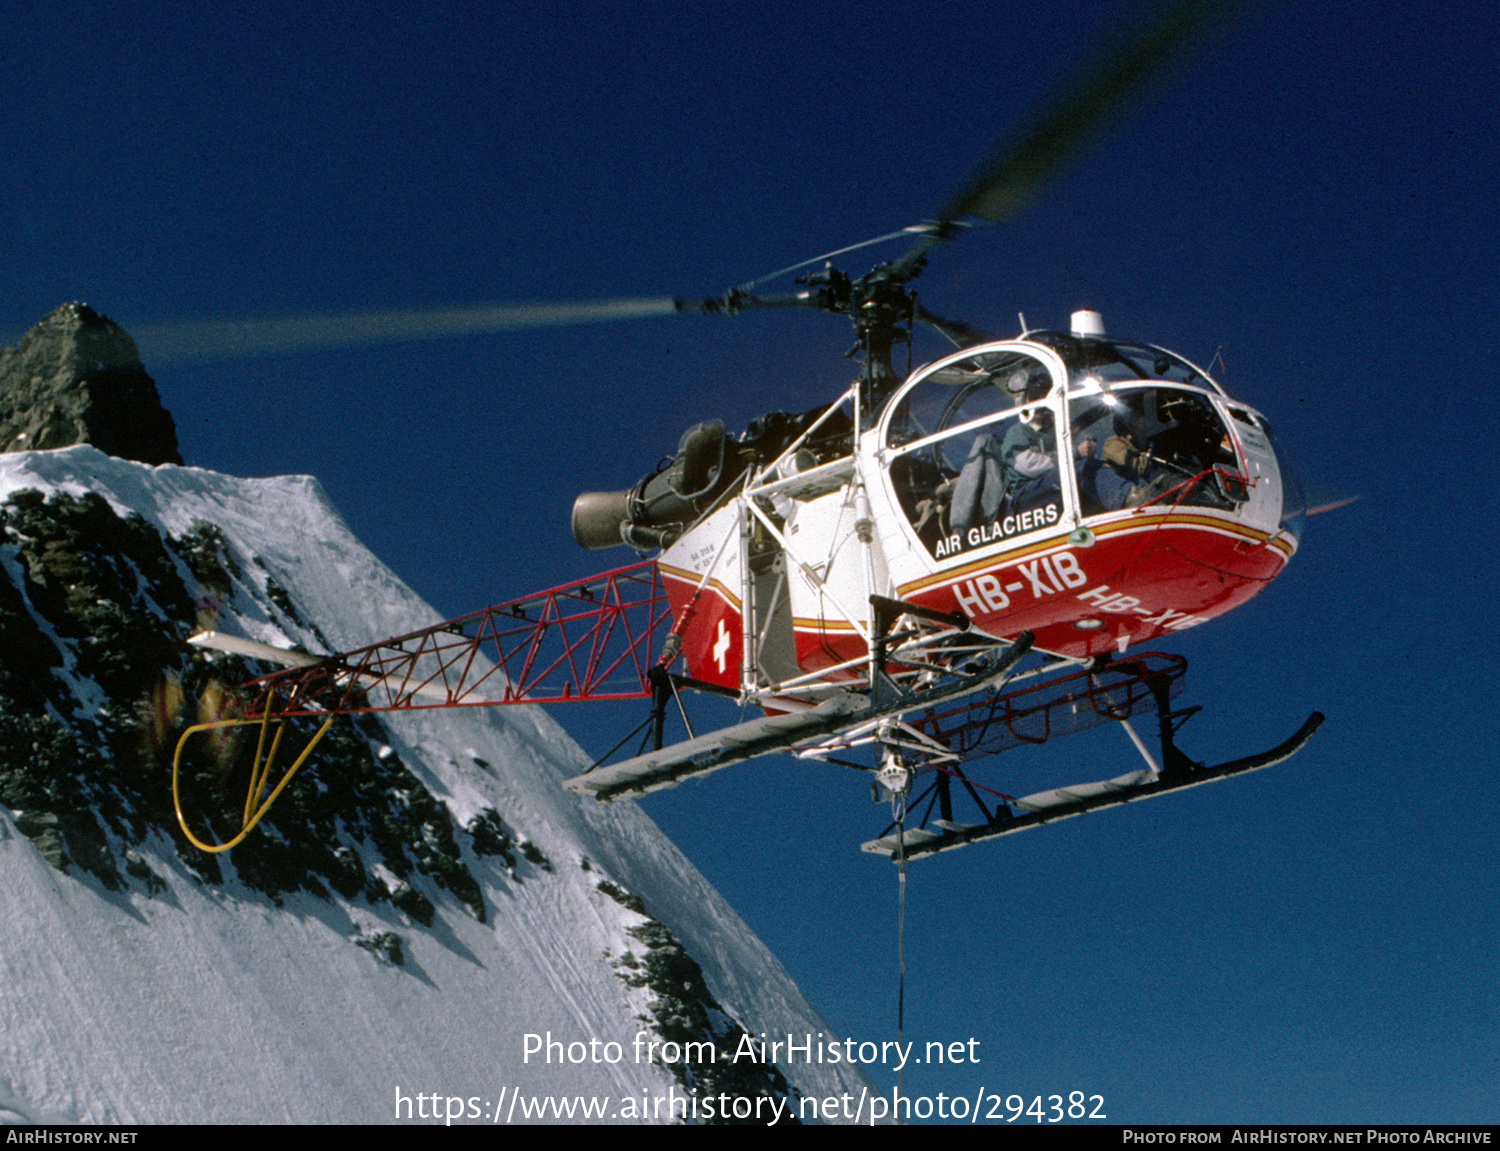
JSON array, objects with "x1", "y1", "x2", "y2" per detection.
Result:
[{"x1": 5, "y1": 0, "x2": 1497, "y2": 1124}]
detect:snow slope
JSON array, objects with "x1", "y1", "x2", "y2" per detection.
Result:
[{"x1": 0, "y1": 446, "x2": 867, "y2": 1124}]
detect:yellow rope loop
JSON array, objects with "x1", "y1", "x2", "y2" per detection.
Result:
[{"x1": 171, "y1": 713, "x2": 336, "y2": 853}]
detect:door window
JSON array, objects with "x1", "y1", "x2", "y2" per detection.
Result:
[{"x1": 886, "y1": 350, "x2": 1066, "y2": 560}]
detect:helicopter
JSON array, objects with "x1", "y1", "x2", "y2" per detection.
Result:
[{"x1": 173, "y1": 0, "x2": 1322, "y2": 857}]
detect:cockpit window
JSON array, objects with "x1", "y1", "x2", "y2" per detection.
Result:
[
  {"x1": 884, "y1": 345, "x2": 1246, "y2": 562},
  {"x1": 1069, "y1": 386, "x2": 1244, "y2": 515},
  {"x1": 886, "y1": 349, "x2": 1065, "y2": 560},
  {"x1": 1026, "y1": 332, "x2": 1216, "y2": 393},
  {"x1": 885, "y1": 349, "x2": 1055, "y2": 452}
]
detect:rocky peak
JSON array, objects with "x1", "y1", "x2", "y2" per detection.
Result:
[{"x1": 0, "y1": 302, "x2": 182, "y2": 466}]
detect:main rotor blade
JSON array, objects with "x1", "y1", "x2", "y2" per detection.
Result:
[
  {"x1": 895, "y1": 0, "x2": 1240, "y2": 276},
  {"x1": 131, "y1": 298, "x2": 679, "y2": 367},
  {"x1": 914, "y1": 304, "x2": 993, "y2": 349},
  {"x1": 735, "y1": 224, "x2": 963, "y2": 292}
]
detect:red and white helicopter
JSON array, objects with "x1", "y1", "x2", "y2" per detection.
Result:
[{"x1": 176, "y1": 0, "x2": 1322, "y2": 856}]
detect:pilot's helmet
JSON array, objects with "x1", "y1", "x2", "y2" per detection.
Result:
[{"x1": 1003, "y1": 367, "x2": 1051, "y2": 404}]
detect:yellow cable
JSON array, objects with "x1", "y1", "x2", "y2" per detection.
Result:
[
  {"x1": 242, "y1": 707, "x2": 274, "y2": 826},
  {"x1": 241, "y1": 709, "x2": 290, "y2": 827},
  {"x1": 172, "y1": 715, "x2": 336, "y2": 853}
]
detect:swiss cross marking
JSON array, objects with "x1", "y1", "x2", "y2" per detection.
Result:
[{"x1": 713, "y1": 618, "x2": 732, "y2": 674}]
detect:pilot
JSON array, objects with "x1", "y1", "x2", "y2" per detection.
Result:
[
  {"x1": 1001, "y1": 364, "x2": 1049, "y2": 406},
  {"x1": 1094, "y1": 418, "x2": 1180, "y2": 509},
  {"x1": 1074, "y1": 434, "x2": 1107, "y2": 514},
  {"x1": 1001, "y1": 385, "x2": 1060, "y2": 512}
]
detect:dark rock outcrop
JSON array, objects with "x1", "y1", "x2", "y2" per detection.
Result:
[
  {"x1": 0, "y1": 484, "x2": 491, "y2": 918},
  {"x1": 0, "y1": 302, "x2": 182, "y2": 466}
]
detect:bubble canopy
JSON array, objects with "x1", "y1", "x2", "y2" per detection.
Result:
[{"x1": 880, "y1": 333, "x2": 1274, "y2": 561}]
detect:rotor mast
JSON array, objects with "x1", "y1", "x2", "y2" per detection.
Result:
[{"x1": 677, "y1": 252, "x2": 923, "y2": 412}]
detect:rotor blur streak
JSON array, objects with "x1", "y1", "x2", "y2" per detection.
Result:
[{"x1": 132, "y1": 298, "x2": 679, "y2": 366}]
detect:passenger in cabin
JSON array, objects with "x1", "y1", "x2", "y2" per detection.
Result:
[
  {"x1": 1073, "y1": 415, "x2": 1154, "y2": 513},
  {"x1": 949, "y1": 433, "x2": 1006, "y2": 531}
]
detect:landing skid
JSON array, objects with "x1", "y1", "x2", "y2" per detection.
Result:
[{"x1": 862, "y1": 711, "x2": 1323, "y2": 860}]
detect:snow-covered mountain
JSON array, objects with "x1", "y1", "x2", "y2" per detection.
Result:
[{"x1": 0, "y1": 444, "x2": 866, "y2": 1124}]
